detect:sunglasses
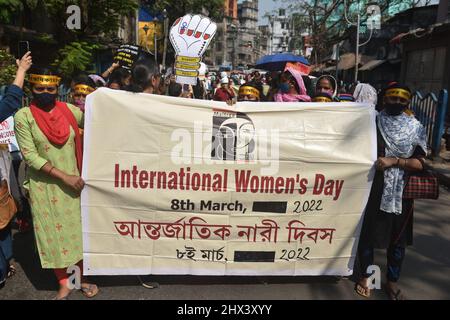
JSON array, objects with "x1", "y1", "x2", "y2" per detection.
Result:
[{"x1": 33, "y1": 86, "x2": 58, "y2": 94}]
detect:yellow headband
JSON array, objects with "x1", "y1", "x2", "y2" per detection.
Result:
[
  {"x1": 29, "y1": 74, "x2": 61, "y2": 86},
  {"x1": 385, "y1": 88, "x2": 411, "y2": 101},
  {"x1": 313, "y1": 96, "x2": 332, "y2": 103},
  {"x1": 239, "y1": 86, "x2": 260, "y2": 97},
  {"x1": 74, "y1": 84, "x2": 95, "y2": 95}
]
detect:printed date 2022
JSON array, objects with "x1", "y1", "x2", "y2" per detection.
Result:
[
  {"x1": 292, "y1": 200, "x2": 323, "y2": 213},
  {"x1": 280, "y1": 247, "x2": 310, "y2": 261}
]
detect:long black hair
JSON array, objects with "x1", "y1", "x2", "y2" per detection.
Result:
[{"x1": 108, "y1": 67, "x2": 130, "y2": 89}]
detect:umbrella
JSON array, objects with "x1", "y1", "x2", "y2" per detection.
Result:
[{"x1": 255, "y1": 53, "x2": 310, "y2": 71}]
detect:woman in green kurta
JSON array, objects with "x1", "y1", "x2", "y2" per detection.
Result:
[{"x1": 14, "y1": 69, "x2": 98, "y2": 299}]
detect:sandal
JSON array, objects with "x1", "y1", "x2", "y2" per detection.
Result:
[
  {"x1": 80, "y1": 283, "x2": 99, "y2": 298},
  {"x1": 7, "y1": 264, "x2": 16, "y2": 279},
  {"x1": 355, "y1": 280, "x2": 371, "y2": 298},
  {"x1": 137, "y1": 275, "x2": 159, "y2": 289},
  {"x1": 385, "y1": 286, "x2": 406, "y2": 300}
]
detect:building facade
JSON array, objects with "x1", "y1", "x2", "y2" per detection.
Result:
[
  {"x1": 206, "y1": 0, "x2": 238, "y2": 69},
  {"x1": 236, "y1": 0, "x2": 261, "y2": 67},
  {"x1": 267, "y1": 8, "x2": 292, "y2": 54}
]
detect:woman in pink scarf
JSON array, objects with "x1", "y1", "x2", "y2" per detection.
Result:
[{"x1": 274, "y1": 67, "x2": 311, "y2": 102}]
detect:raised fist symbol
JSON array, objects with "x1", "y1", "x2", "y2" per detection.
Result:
[{"x1": 170, "y1": 14, "x2": 217, "y2": 85}]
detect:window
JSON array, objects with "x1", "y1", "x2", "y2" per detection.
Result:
[{"x1": 279, "y1": 9, "x2": 285, "y2": 16}]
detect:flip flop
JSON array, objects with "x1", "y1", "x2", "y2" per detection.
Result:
[
  {"x1": 80, "y1": 283, "x2": 99, "y2": 298},
  {"x1": 7, "y1": 265, "x2": 16, "y2": 279},
  {"x1": 385, "y1": 287, "x2": 406, "y2": 300},
  {"x1": 355, "y1": 282, "x2": 371, "y2": 298},
  {"x1": 137, "y1": 275, "x2": 159, "y2": 289}
]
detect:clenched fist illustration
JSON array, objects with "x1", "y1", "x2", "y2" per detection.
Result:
[{"x1": 170, "y1": 14, "x2": 217, "y2": 85}]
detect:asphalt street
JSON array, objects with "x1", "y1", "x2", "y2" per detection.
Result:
[{"x1": 1, "y1": 187, "x2": 449, "y2": 300}]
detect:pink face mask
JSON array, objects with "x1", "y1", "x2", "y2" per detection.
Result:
[{"x1": 74, "y1": 99, "x2": 85, "y2": 112}]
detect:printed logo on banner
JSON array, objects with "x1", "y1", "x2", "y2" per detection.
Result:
[{"x1": 211, "y1": 110, "x2": 255, "y2": 161}]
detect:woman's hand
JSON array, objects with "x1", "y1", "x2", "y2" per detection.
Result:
[
  {"x1": 62, "y1": 175, "x2": 85, "y2": 193},
  {"x1": 375, "y1": 157, "x2": 397, "y2": 171},
  {"x1": 13, "y1": 51, "x2": 32, "y2": 88},
  {"x1": 16, "y1": 51, "x2": 32, "y2": 72}
]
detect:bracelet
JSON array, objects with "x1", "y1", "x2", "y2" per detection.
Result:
[
  {"x1": 396, "y1": 157, "x2": 400, "y2": 167},
  {"x1": 49, "y1": 166, "x2": 55, "y2": 175}
]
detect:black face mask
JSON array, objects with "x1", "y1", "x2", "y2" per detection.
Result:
[
  {"x1": 33, "y1": 92, "x2": 57, "y2": 108},
  {"x1": 385, "y1": 103, "x2": 406, "y2": 116}
]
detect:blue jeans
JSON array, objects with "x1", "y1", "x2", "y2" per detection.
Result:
[
  {"x1": 0, "y1": 224, "x2": 12, "y2": 284},
  {"x1": 359, "y1": 245, "x2": 406, "y2": 282}
]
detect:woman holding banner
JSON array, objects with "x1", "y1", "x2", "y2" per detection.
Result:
[
  {"x1": 355, "y1": 83, "x2": 427, "y2": 300},
  {"x1": 14, "y1": 68, "x2": 99, "y2": 299}
]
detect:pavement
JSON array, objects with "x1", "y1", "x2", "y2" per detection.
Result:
[
  {"x1": 425, "y1": 150, "x2": 450, "y2": 188},
  {"x1": 1, "y1": 185, "x2": 449, "y2": 300}
]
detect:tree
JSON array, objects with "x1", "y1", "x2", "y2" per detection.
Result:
[
  {"x1": 272, "y1": 0, "x2": 433, "y2": 64},
  {"x1": 0, "y1": 0, "x2": 23, "y2": 23},
  {"x1": 0, "y1": 50, "x2": 17, "y2": 87},
  {"x1": 29, "y1": 0, "x2": 139, "y2": 44},
  {"x1": 52, "y1": 41, "x2": 100, "y2": 77},
  {"x1": 142, "y1": 0, "x2": 225, "y2": 24}
]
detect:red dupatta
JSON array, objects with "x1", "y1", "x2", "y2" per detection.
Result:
[{"x1": 30, "y1": 101, "x2": 83, "y2": 173}]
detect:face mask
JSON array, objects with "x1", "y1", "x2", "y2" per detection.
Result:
[
  {"x1": 74, "y1": 98, "x2": 85, "y2": 111},
  {"x1": 320, "y1": 88, "x2": 334, "y2": 96},
  {"x1": 279, "y1": 82, "x2": 290, "y2": 93},
  {"x1": 385, "y1": 103, "x2": 406, "y2": 116},
  {"x1": 33, "y1": 92, "x2": 57, "y2": 108}
]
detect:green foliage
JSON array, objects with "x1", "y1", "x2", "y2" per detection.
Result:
[
  {"x1": 52, "y1": 41, "x2": 99, "y2": 77},
  {"x1": 0, "y1": 49, "x2": 17, "y2": 87},
  {"x1": 85, "y1": 0, "x2": 139, "y2": 37},
  {"x1": 273, "y1": 0, "x2": 431, "y2": 63},
  {"x1": 0, "y1": 0, "x2": 22, "y2": 23},
  {"x1": 147, "y1": 0, "x2": 225, "y2": 24},
  {"x1": 40, "y1": 0, "x2": 139, "y2": 39}
]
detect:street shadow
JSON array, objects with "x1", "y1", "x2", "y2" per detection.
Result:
[
  {"x1": 91, "y1": 274, "x2": 342, "y2": 288},
  {"x1": 12, "y1": 229, "x2": 57, "y2": 291}
]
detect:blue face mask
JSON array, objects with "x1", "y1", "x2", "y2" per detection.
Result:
[{"x1": 279, "y1": 82, "x2": 290, "y2": 93}]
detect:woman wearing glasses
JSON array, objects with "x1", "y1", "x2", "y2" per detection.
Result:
[{"x1": 13, "y1": 68, "x2": 98, "y2": 299}]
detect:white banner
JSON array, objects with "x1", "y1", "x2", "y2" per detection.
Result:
[
  {"x1": 0, "y1": 116, "x2": 20, "y2": 152},
  {"x1": 82, "y1": 88, "x2": 377, "y2": 276}
]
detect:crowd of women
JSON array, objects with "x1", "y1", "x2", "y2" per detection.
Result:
[{"x1": 0, "y1": 52, "x2": 428, "y2": 300}]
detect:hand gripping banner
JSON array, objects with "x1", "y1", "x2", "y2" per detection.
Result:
[{"x1": 82, "y1": 88, "x2": 377, "y2": 276}]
